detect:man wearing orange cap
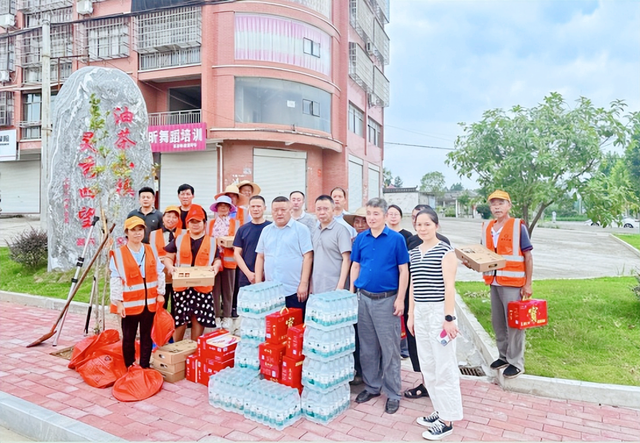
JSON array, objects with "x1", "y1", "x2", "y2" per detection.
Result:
[
  {"x1": 163, "y1": 205, "x2": 221, "y2": 341},
  {"x1": 110, "y1": 216, "x2": 166, "y2": 368},
  {"x1": 480, "y1": 190, "x2": 533, "y2": 379}
]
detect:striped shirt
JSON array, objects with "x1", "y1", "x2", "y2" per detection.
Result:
[{"x1": 409, "y1": 241, "x2": 454, "y2": 303}]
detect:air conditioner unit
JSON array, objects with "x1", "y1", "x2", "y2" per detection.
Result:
[
  {"x1": 0, "y1": 13, "x2": 15, "y2": 28},
  {"x1": 368, "y1": 93, "x2": 378, "y2": 107},
  {"x1": 0, "y1": 70, "x2": 10, "y2": 82},
  {"x1": 366, "y1": 42, "x2": 374, "y2": 54},
  {"x1": 77, "y1": 0, "x2": 93, "y2": 15}
]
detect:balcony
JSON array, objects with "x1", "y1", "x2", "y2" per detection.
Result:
[
  {"x1": 348, "y1": 42, "x2": 373, "y2": 93},
  {"x1": 289, "y1": 0, "x2": 331, "y2": 18},
  {"x1": 148, "y1": 109, "x2": 201, "y2": 126},
  {"x1": 373, "y1": 19, "x2": 389, "y2": 65},
  {"x1": 372, "y1": 65, "x2": 389, "y2": 107},
  {"x1": 19, "y1": 120, "x2": 40, "y2": 139},
  {"x1": 350, "y1": 0, "x2": 375, "y2": 43},
  {"x1": 134, "y1": 7, "x2": 201, "y2": 54},
  {"x1": 139, "y1": 46, "x2": 200, "y2": 71},
  {"x1": 18, "y1": 0, "x2": 72, "y2": 13}
]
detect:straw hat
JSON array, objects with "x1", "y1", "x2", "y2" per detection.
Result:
[
  {"x1": 215, "y1": 184, "x2": 240, "y2": 200},
  {"x1": 343, "y1": 207, "x2": 367, "y2": 227},
  {"x1": 237, "y1": 180, "x2": 261, "y2": 195},
  {"x1": 487, "y1": 190, "x2": 511, "y2": 203},
  {"x1": 210, "y1": 195, "x2": 238, "y2": 213}
]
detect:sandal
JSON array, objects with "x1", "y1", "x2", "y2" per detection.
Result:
[{"x1": 404, "y1": 383, "x2": 429, "y2": 398}]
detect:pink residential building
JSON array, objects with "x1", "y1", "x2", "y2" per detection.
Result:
[{"x1": 0, "y1": 0, "x2": 389, "y2": 214}]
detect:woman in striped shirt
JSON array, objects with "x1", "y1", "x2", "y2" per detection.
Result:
[{"x1": 407, "y1": 208, "x2": 463, "y2": 440}]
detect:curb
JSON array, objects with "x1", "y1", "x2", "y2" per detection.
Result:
[
  {"x1": 609, "y1": 234, "x2": 640, "y2": 259},
  {"x1": 455, "y1": 294, "x2": 640, "y2": 410},
  {"x1": 0, "y1": 290, "x2": 94, "y2": 316},
  {"x1": 0, "y1": 391, "x2": 124, "y2": 442}
]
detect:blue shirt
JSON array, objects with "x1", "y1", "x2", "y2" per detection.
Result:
[
  {"x1": 351, "y1": 226, "x2": 409, "y2": 293},
  {"x1": 256, "y1": 217, "x2": 314, "y2": 295}
]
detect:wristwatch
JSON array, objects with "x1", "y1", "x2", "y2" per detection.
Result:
[{"x1": 445, "y1": 315, "x2": 456, "y2": 322}]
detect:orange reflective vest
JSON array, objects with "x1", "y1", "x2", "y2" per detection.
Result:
[
  {"x1": 149, "y1": 227, "x2": 182, "y2": 258},
  {"x1": 109, "y1": 244, "x2": 159, "y2": 316},
  {"x1": 206, "y1": 217, "x2": 238, "y2": 270},
  {"x1": 173, "y1": 233, "x2": 217, "y2": 293},
  {"x1": 481, "y1": 218, "x2": 526, "y2": 287}
]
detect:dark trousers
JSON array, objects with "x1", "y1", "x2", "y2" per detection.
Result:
[
  {"x1": 285, "y1": 293, "x2": 307, "y2": 319},
  {"x1": 163, "y1": 283, "x2": 174, "y2": 315},
  {"x1": 404, "y1": 312, "x2": 421, "y2": 372},
  {"x1": 121, "y1": 305, "x2": 155, "y2": 368},
  {"x1": 213, "y1": 269, "x2": 236, "y2": 318},
  {"x1": 354, "y1": 323, "x2": 362, "y2": 376},
  {"x1": 232, "y1": 271, "x2": 240, "y2": 316}
]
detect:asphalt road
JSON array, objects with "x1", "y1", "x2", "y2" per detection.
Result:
[{"x1": 2, "y1": 215, "x2": 639, "y2": 282}]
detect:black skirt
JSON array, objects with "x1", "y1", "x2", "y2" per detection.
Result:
[{"x1": 173, "y1": 288, "x2": 216, "y2": 328}]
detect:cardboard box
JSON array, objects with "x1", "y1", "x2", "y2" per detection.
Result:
[
  {"x1": 455, "y1": 244, "x2": 507, "y2": 273},
  {"x1": 260, "y1": 360, "x2": 281, "y2": 380},
  {"x1": 155, "y1": 367, "x2": 186, "y2": 383},
  {"x1": 265, "y1": 308, "x2": 303, "y2": 344},
  {"x1": 508, "y1": 299, "x2": 548, "y2": 330},
  {"x1": 217, "y1": 236, "x2": 235, "y2": 249},
  {"x1": 200, "y1": 333, "x2": 240, "y2": 362},
  {"x1": 185, "y1": 354, "x2": 198, "y2": 383},
  {"x1": 286, "y1": 324, "x2": 305, "y2": 358},
  {"x1": 259, "y1": 342, "x2": 286, "y2": 367},
  {"x1": 154, "y1": 340, "x2": 197, "y2": 365},
  {"x1": 280, "y1": 355, "x2": 304, "y2": 392},
  {"x1": 197, "y1": 329, "x2": 230, "y2": 349},
  {"x1": 172, "y1": 266, "x2": 215, "y2": 288},
  {"x1": 150, "y1": 359, "x2": 186, "y2": 373}
]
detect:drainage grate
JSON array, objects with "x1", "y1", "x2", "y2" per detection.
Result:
[
  {"x1": 459, "y1": 365, "x2": 485, "y2": 377},
  {"x1": 50, "y1": 345, "x2": 75, "y2": 360}
]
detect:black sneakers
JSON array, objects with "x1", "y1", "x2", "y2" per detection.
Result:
[
  {"x1": 503, "y1": 364, "x2": 523, "y2": 379},
  {"x1": 416, "y1": 411, "x2": 440, "y2": 427},
  {"x1": 422, "y1": 420, "x2": 453, "y2": 440},
  {"x1": 490, "y1": 358, "x2": 509, "y2": 370}
]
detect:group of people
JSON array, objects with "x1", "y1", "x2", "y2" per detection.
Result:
[{"x1": 109, "y1": 182, "x2": 533, "y2": 441}]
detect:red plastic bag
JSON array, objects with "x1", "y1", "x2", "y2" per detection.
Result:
[
  {"x1": 77, "y1": 353, "x2": 127, "y2": 389},
  {"x1": 151, "y1": 303, "x2": 175, "y2": 347},
  {"x1": 112, "y1": 365, "x2": 164, "y2": 402},
  {"x1": 68, "y1": 329, "x2": 120, "y2": 369}
]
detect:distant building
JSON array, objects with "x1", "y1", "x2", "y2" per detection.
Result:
[{"x1": 382, "y1": 186, "x2": 437, "y2": 216}]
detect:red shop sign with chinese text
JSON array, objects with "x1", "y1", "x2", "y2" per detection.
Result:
[{"x1": 148, "y1": 122, "x2": 206, "y2": 153}]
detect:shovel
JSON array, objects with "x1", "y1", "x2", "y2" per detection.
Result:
[{"x1": 27, "y1": 223, "x2": 115, "y2": 348}]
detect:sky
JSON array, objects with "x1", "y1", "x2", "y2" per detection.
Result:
[{"x1": 383, "y1": 0, "x2": 640, "y2": 190}]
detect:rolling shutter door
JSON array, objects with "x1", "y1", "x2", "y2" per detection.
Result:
[
  {"x1": 348, "y1": 156, "x2": 363, "y2": 211},
  {"x1": 368, "y1": 165, "x2": 380, "y2": 200},
  {"x1": 0, "y1": 161, "x2": 40, "y2": 214},
  {"x1": 254, "y1": 148, "x2": 306, "y2": 212},
  {"x1": 159, "y1": 149, "x2": 218, "y2": 211}
]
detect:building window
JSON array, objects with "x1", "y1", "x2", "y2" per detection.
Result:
[
  {"x1": 24, "y1": 7, "x2": 72, "y2": 28},
  {"x1": 303, "y1": 99, "x2": 320, "y2": 117},
  {"x1": 134, "y1": 6, "x2": 201, "y2": 54},
  {"x1": 235, "y1": 77, "x2": 331, "y2": 133},
  {"x1": 303, "y1": 38, "x2": 321, "y2": 57},
  {"x1": 0, "y1": 36, "x2": 15, "y2": 73},
  {"x1": 21, "y1": 93, "x2": 41, "y2": 139},
  {"x1": 348, "y1": 102, "x2": 364, "y2": 136},
  {"x1": 86, "y1": 17, "x2": 129, "y2": 60},
  {"x1": 0, "y1": 91, "x2": 13, "y2": 126},
  {"x1": 368, "y1": 117, "x2": 381, "y2": 147}
]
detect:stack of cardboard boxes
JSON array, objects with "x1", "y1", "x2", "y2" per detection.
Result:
[
  {"x1": 258, "y1": 308, "x2": 305, "y2": 392},
  {"x1": 185, "y1": 330, "x2": 241, "y2": 385},
  {"x1": 151, "y1": 340, "x2": 198, "y2": 383}
]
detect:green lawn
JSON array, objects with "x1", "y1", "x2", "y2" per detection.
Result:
[
  {"x1": 614, "y1": 234, "x2": 640, "y2": 251},
  {"x1": 457, "y1": 278, "x2": 640, "y2": 387},
  {"x1": 0, "y1": 247, "x2": 94, "y2": 303}
]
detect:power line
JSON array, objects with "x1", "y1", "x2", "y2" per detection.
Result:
[
  {"x1": 384, "y1": 142, "x2": 455, "y2": 151},
  {"x1": 385, "y1": 124, "x2": 455, "y2": 142}
]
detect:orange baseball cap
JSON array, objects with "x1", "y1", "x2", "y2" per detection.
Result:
[
  {"x1": 124, "y1": 216, "x2": 146, "y2": 231},
  {"x1": 185, "y1": 204, "x2": 206, "y2": 223},
  {"x1": 487, "y1": 190, "x2": 511, "y2": 203}
]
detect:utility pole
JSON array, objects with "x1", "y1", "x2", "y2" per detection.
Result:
[{"x1": 40, "y1": 15, "x2": 51, "y2": 233}]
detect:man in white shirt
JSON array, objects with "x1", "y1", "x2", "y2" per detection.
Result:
[{"x1": 290, "y1": 190, "x2": 316, "y2": 234}]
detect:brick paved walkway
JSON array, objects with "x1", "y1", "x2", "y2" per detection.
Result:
[{"x1": 1, "y1": 301, "x2": 638, "y2": 442}]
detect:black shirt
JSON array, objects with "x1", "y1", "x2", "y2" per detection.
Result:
[
  {"x1": 407, "y1": 232, "x2": 450, "y2": 250},
  {"x1": 164, "y1": 235, "x2": 218, "y2": 266},
  {"x1": 180, "y1": 207, "x2": 207, "y2": 229},
  {"x1": 127, "y1": 207, "x2": 163, "y2": 244}
]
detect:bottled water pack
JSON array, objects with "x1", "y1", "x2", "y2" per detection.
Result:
[
  {"x1": 301, "y1": 354, "x2": 354, "y2": 391},
  {"x1": 208, "y1": 367, "x2": 260, "y2": 414},
  {"x1": 304, "y1": 290, "x2": 358, "y2": 330},
  {"x1": 234, "y1": 340, "x2": 261, "y2": 371},
  {"x1": 242, "y1": 379, "x2": 302, "y2": 430},
  {"x1": 303, "y1": 325, "x2": 355, "y2": 360},
  {"x1": 301, "y1": 383, "x2": 350, "y2": 424},
  {"x1": 237, "y1": 281, "x2": 286, "y2": 318},
  {"x1": 239, "y1": 316, "x2": 266, "y2": 344}
]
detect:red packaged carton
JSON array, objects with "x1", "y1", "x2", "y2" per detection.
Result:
[
  {"x1": 197, "y1": 356, "x2": 234, "y2": 386},
  {"x1": 508, "y1": 299, "x2": 548, "y2": 330},
  {"x1": 260, "y1": 360, "x2": 281, "y2": 379},
  {"x1": 286, "y1": 324, "x2": 305, "y2": 358},
  {"x1": 200, "y1": 334, "x2": 240, "y2": 362},
  {"x1": 259, "y1": 342, "x2": 286, "y2": 367},
  {"x1": 197, "y1": 329, "x2": 230, "y2": 349},
  {"x1": 265, "y1": 308, "x2": 303, "y2": 344},
  {"x1": 185, "y1": 354, "x2": 198, "y2": 383},
  {"x1": 281, "y1": 355, "x2": 304, "y2": 392}
]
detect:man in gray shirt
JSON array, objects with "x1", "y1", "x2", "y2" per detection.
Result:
[
  {"x1": 311, "y1": 195, "x2": 352, "y2": 294},
  {"x1": 290, "y1": 190, "x2": 316, "y2": 235}
]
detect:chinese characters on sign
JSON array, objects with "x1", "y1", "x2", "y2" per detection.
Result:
[{"x1": 148, "y1": 122, "x2": 206, "y2": 152}]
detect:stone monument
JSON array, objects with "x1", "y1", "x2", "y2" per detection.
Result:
[{"x1": 48, "y1": 67, "x2": 154, "y2": 271}]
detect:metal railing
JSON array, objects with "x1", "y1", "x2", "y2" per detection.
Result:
[
  {"x1": 148, "y1": 109, "x2": 201, "y2": 126},
  {"x1": 139, "y1": 46, "x2": 200, "y2": 70}
]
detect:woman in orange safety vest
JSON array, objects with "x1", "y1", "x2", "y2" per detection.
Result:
[
  {"x1": 207, "y1": 195, "x2": 239, "y2": 331},
  {"x1": 110, "y1": 216, "x2": 166, "y2": 368},
  {"x1": 476, "y1": 190, "x2": 533, "y2": 379},
  {"x1": 164, "y1": 205, "x2": 222, "y2": 341},
  {"x1": 148, "y1": 205, "x2": 182, "y2": 314}
]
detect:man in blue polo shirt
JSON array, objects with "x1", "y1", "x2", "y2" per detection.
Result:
[{"x1": 350, "y1": 197, "x2": 409, "y2": 415}]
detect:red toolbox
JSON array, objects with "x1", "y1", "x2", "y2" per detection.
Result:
[
  {"x1": 265, "y1": 308, "x2": 303, "y2": 344},
  {"x1": 508, "y1": 298, "x2": 548, "y2": 329},
  {"x1": 286, "y1": 324, "x2": 305, "y2": 358}
]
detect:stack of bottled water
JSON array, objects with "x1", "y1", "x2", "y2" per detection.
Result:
[
  {"x1": 301, "y1": 290, "x2": 357, "y2": 424},
  {"x1": 235, "y1": 281, "x2": 285, "y2": 371},
  {"x1": 242, "y1": 379, "x2": 302, "y2": 430},
  {"x1": 208, "y1": 367, "x2": 260, "y2": 414}
]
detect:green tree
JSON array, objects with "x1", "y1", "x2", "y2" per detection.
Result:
[
  {"x1": 383, "y1": 167, "x2": 393, "y2": 187},
  {"x1": 393, "y1": 176, "x2": 403, "y2": 187},
  {"x1": 420, "y1": 171, "x2": 446, "y2": 197},
  {"x1": 449, "y1": 182, "x2": 464, "y2": 191},
  {"x1": 447, "y1": 92, "x2": 638, "y2": 234},
  {"x1": 625, "y1": 132, "x2": 640, "y2": 207},
  {"x1": 457, "y1": 190, "x2": 471, "y2": 215}
]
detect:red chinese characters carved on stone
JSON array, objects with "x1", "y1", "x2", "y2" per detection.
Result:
[
  {"x1": 115, "y1": 128, "x2": 136, "y2": 150},
  {"x1": 77, "y1": 238, "x2": 97, "y2": 247},
  {"x1": 79, "y1": 132, "x2": 96, "y2": 153},
  {"x1": 77, "y1": 207, "x2": 96, "y2": 228},
  {"x1": 78, "y1": 157, "x2": 97, "y2": 178},
  {"x1": 113, "y1": 107, "x2": 134, "y2": 125},
  {"x1": 78, "y1": 187, "x2": 96, "y2": 199},
  {"x1": 116, "y1": 178, "x2": 135, "y2": 197}
]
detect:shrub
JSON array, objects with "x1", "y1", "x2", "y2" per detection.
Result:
[
  {"x1": 476, "y1": 203, "x2": 492, "y2": 219},
  {"x1": 444, "y1": 207, "x2": 456, "y2": 217},
  {"x1": 7, "y1": 227, "x2": 48, "y2": 269}
]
